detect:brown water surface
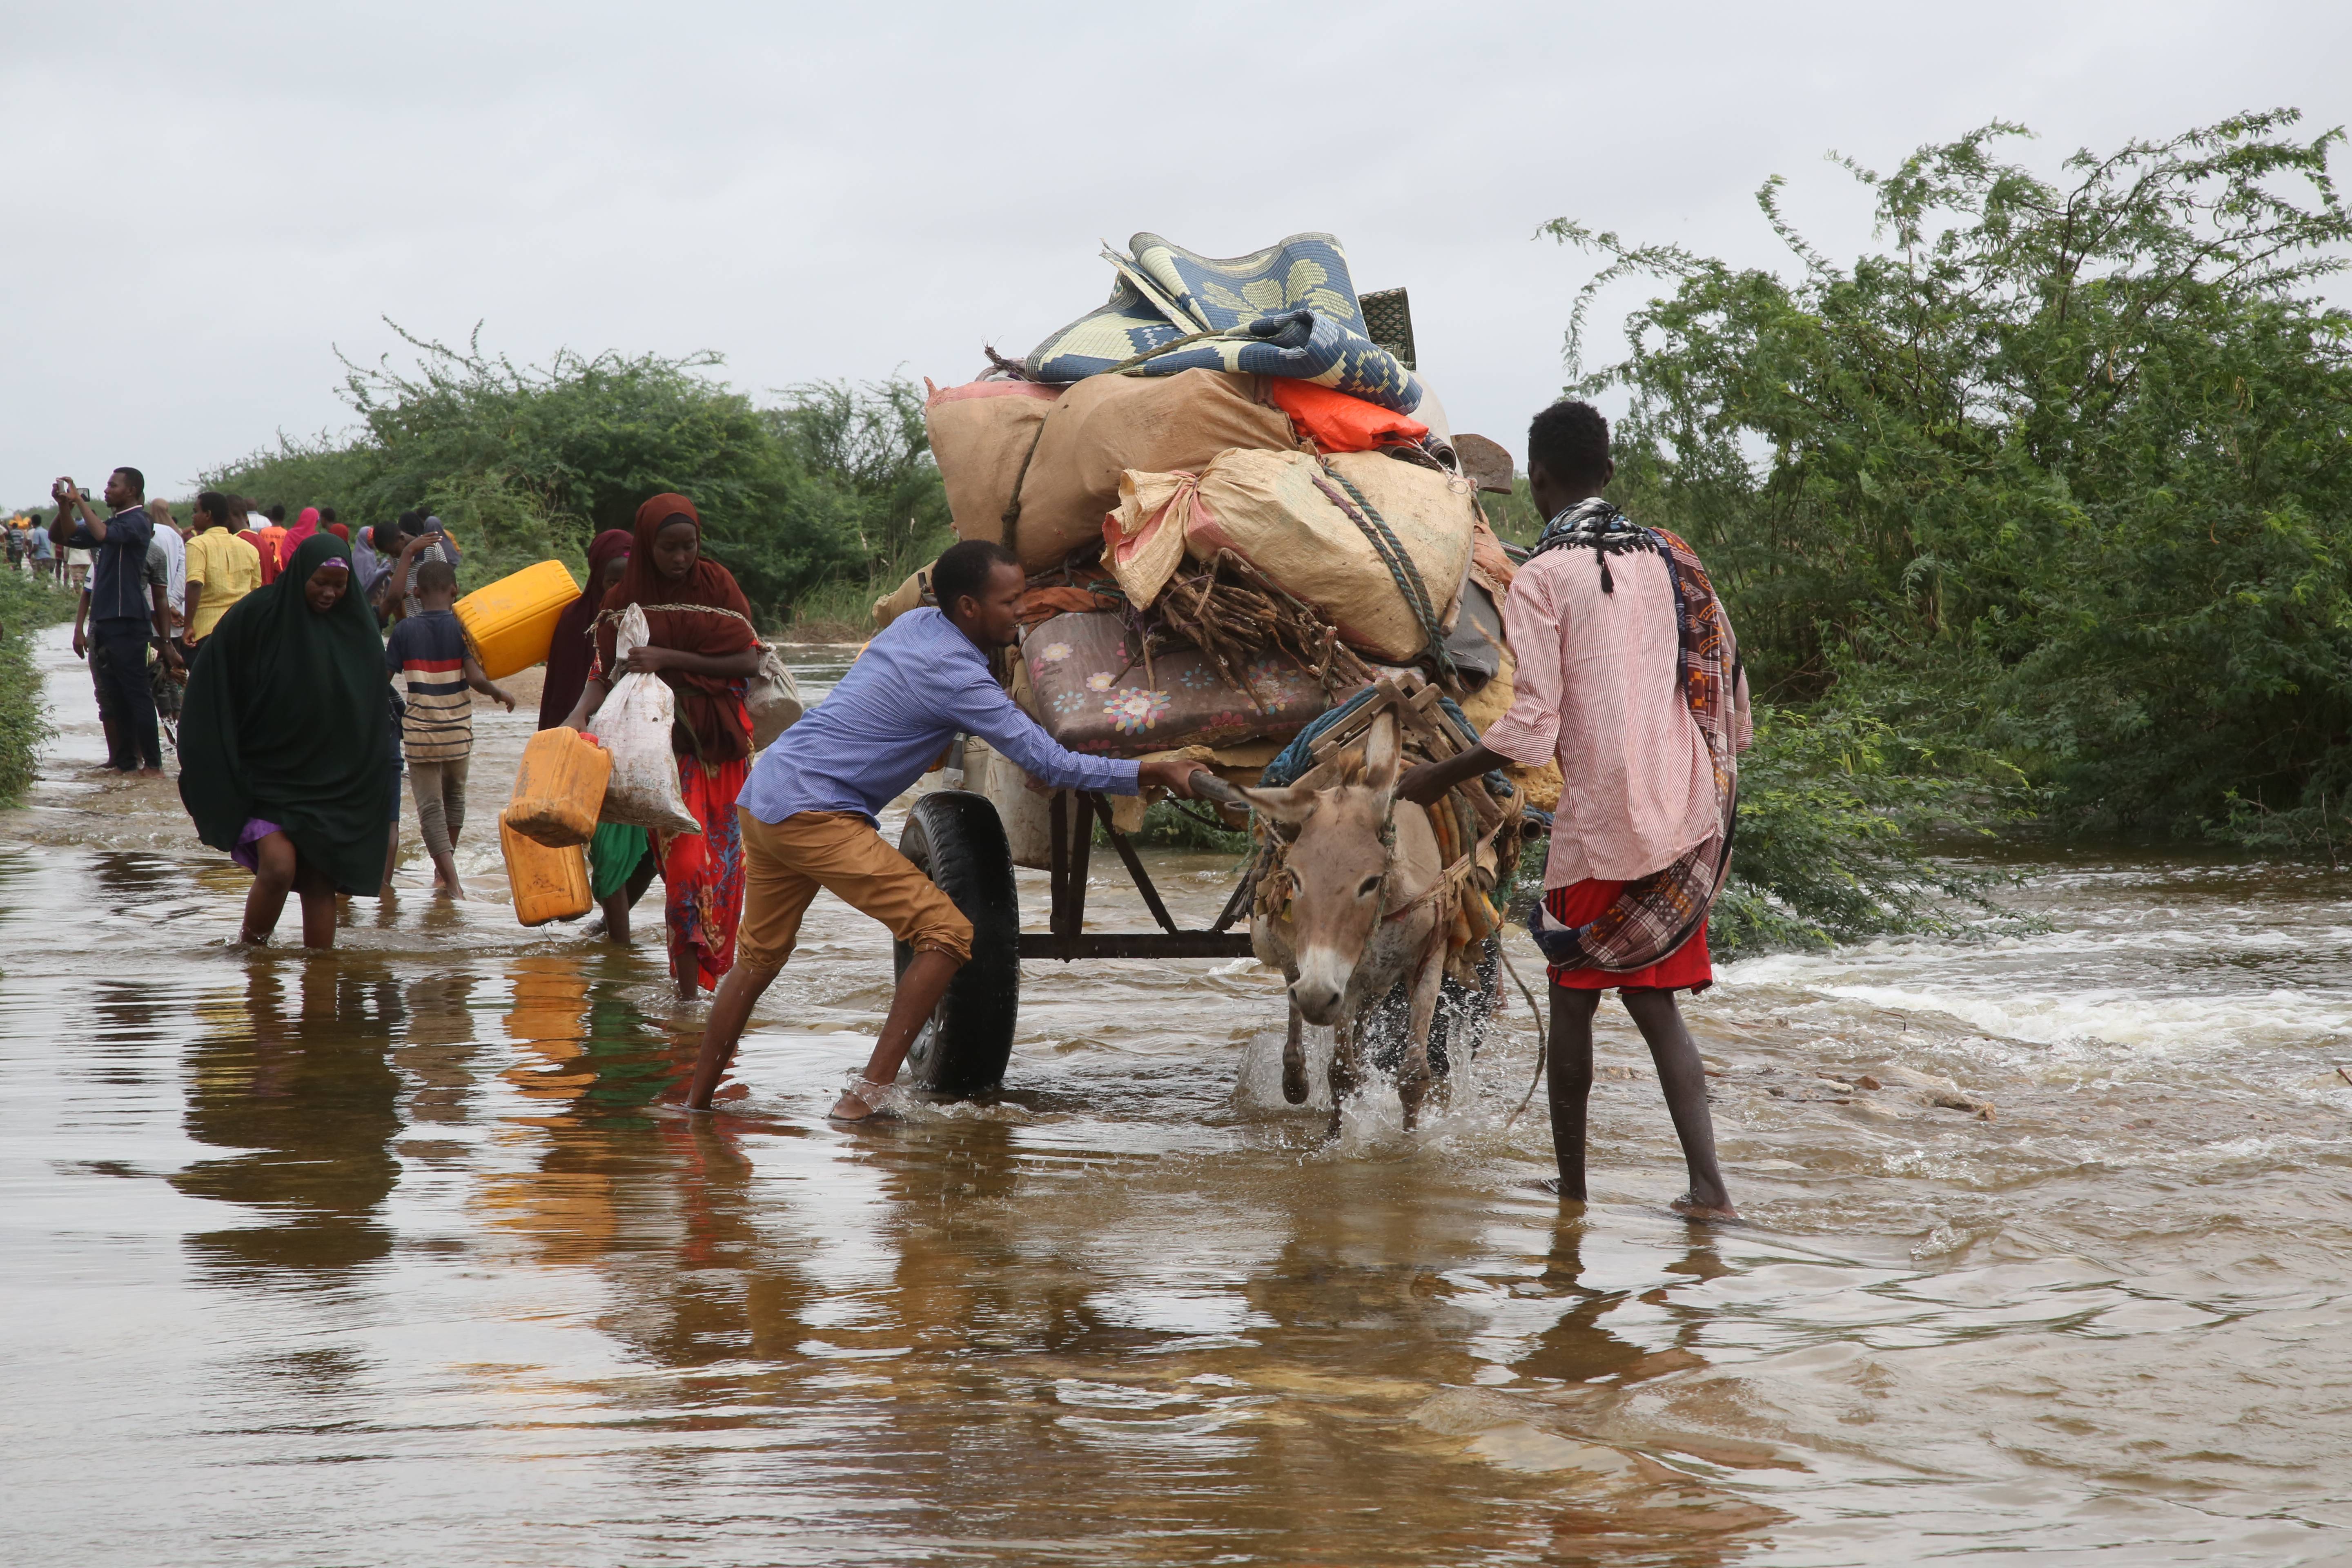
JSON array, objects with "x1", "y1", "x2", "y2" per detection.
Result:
[{"x1": 4, "y1": 621, "x2": 2350, "y2": 1565}]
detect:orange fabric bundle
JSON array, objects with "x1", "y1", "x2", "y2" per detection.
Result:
[
  {"x1": 1269, "y1": 380, "x2": 1430, "y2": 454},
  {"x1": 1018, "y1": 585, "x2": 1121, "y2": 627}
]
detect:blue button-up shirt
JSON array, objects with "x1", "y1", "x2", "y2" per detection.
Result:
[
  {"x1": 742, "y1": 607, "x2": 1140, "y2": 825},
  {"x1": 65, "y1": 505, "x2": 156, "y2": 630}
]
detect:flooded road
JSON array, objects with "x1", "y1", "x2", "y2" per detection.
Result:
[{"x1": 4, "y1": 619, "x2": 2350, "y2": 1565}]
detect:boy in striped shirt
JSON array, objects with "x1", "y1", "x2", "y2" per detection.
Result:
[{"x1": 385, "y1": 559, "x2": 514, "y2": 897}]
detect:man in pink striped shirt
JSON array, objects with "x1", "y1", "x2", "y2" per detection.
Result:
[{"x1": 1399, "y1": 400, "x2": 1740, "y2": 1221}]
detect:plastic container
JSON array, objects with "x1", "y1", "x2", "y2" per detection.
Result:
[
  {"x1": 506, "y1": 726, "x2": 611, "y2": 848},
  {"x1": 455, "y1": 560, "x2": 582, "y2": 680},
  {"x1": 500, "y1": 811, "x2": 593, "y2": 927}
]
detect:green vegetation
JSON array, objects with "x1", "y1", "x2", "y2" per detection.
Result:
[
  {"x1": 0, "y1": 567, "x2": 76, "y2": 805},
  {"x1": 1529, "y1": 109, "x2": 2352, "y2": 943},
  {"x1": 1708, "y1": 707, "x2": 2027, "y2": 956},
  {"x1": 1117, "y1": 797, "x2": 1252, "y2": 853},
  {"x1": 205, "y1": 324, "x2": 951, "y2": 630}
]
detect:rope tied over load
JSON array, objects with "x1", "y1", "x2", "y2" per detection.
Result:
[{"x1": 1309, "y1": 462, "x2": 1461, "y2": 690}]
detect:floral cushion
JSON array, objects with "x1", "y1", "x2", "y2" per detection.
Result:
[{"x1": 1021, "y1": 610, "x2": 1335, "y2": 756}]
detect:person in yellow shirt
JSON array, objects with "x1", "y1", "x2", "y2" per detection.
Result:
[{"x1": 183, "y1": 491, "x2": 263, "y2": 653}]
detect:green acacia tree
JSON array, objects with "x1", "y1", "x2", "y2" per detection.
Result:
[
  {"x1": 1554, "y1": 109, "x2": 2352, "y2": 845},
  {"x1": 205, "y1": 325, "x2": 934, "y2": 623},
  {"x1": 769, "y1": 376, "x2": 950, "y2": 575}
]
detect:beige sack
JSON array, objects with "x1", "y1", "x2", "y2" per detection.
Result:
[
  {"x1": 871, "y1": 563, "x2": 933, "y2": 630},
  {"x1": 1125, "y1": 449, "x2": 1472, "y2": 663},
  {"x1": 1102, "y1": 470, "x2": 1200, "y2": 607},
  {"x1": 925, "y1": 379, "x2": 1063, "y2": 543},
  {"x1": 1010, "y1": 369, "x2": 1298, "y2": 570}
]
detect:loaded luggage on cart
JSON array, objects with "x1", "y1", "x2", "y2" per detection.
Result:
[{"x1": 874, "y1": 231, "x2": 1560, "y2": 1099}]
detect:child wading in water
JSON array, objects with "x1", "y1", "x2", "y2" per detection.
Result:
[{"x1": 385, "y1": 558, "x2": 514, "y2": 897}]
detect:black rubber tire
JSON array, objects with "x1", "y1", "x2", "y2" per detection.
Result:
[{"x1": 895, "y1": 790, "x2": 1022, "y2": 1096}]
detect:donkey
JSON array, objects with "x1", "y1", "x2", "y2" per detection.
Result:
[{"x1": 1239, "y1": 710, "x2": 1451, "y2": 1136}]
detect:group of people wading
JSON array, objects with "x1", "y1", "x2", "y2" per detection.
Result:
[
  {"x1": 157, "y1": 397, "x2": 1744, "y2": 1223},
  {"x1": 176, "y1": 494, "x2": 769, "y2": 990}
]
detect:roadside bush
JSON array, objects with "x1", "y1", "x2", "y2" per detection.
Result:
[
  {"x1": 0, "y1": 569, "x2": 76, "y2": 804},
  {"x1": 206, "y1": 325, "x2": 946, "y2": 627},
  {"x1": 1711, "y1": 703, "x2": 2030, "y2": 957}
]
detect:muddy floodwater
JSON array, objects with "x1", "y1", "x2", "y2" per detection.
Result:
[{"x1": 4, "y1": 620, "x2": 2351, "y2": 1566}]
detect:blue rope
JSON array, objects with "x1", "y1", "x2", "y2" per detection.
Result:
[{"x1": 1261, "y1": 685, "x2": 1509, "y2": 797}]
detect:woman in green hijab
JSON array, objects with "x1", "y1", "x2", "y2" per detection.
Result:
[{"x1": 179, "y1": 532, "x2": 399, "y2": 947}]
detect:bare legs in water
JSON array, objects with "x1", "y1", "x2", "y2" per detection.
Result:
[
  {"x1": 243, "y1": 831, "x2": 339, "y2": 949},
  {"x1": 685, "y1": 947, "x2": 961, "y2": 1120},
  {"x1": 598, "y1": 853, "x2": 659, "y2": 946},
  {"x1": 1548, "y1": 984, "x2": 1737, "y2": 1222}
]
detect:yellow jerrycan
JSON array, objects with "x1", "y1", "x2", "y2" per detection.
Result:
[
  {"x1": 455, "y1": 560, "x2": 581, "y2": 680},
  {"x1": 500, "y1": 811, "x2": 593, "y2": 927},
  {"x1": 505, "y1": 726, "x2": 611, "y2": 848}
]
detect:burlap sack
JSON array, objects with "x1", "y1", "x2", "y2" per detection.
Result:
[
  {"x1": 1010, "y1": 369, "x2": 1298, "y2": 570},
  {"x1": 870, "y1": 563, "x2": 932, "y2": 630},
  {"x1": 925, "y1": 379, "x2": 1063, "y2": 544},
  {"x1": 1101, "y1": 470, "x2": 1200, "y2": 608},
  {"x1": 1174, "y1": 450, "x2": 1475, "y2": 663},
  {"x1": 1454, "y1": 640, "x2": 1564, "y2": 813}
]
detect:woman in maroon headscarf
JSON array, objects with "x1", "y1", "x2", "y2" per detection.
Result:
[
  {"x1": 540, "y1": 528, "x2": 635, "y2": 730},
  {"x1": 561, "y1": 497, "x2": 764, "y2": 999},
  {"x1": 541, "y1": 528, "x2": 658, "y2": 942}
]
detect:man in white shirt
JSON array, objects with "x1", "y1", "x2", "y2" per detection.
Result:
[{"x1": 146, "y1": 500, "x2": 187, "y2": 637}]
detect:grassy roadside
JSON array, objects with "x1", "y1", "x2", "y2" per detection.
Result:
[{"x1": 0, "y1": 571, "x2": 76, "y2": 804}]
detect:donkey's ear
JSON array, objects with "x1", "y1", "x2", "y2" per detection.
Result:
[
  {"x1": 1361, "y1": 710, "x2": 1403, "y2": 795},
  {"x1": 1237, "y1": 782, "x2": 1322, "y2": 827}
]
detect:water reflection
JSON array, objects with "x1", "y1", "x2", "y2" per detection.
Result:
[
  {"x1": 9, "y1": 729, "x2": 2352, "y2": 1566},
  {"x1": 1517, "y1": 1222, "x2": 1721, "y2": 1386},
  {"x1": 169, "y1": 960, "x2": 403, "y2": 1277}
]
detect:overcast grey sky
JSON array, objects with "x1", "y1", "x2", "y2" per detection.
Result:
[{"x1": 4, "y1": 0, "x2": 2347, "y2": 508}]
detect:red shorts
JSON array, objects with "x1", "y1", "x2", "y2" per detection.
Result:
[{"x1": 1542, "y1": 878, "x2": 1713, "y2": 993}]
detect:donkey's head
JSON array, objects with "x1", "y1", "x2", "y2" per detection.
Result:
[{"x1": 1241, "y1": 711, "x2": 1403, "y2": 1026}]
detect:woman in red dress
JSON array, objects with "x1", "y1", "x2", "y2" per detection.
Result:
[{"x1": 563, "y1": 495, "x2": 766, "y2": 1000}]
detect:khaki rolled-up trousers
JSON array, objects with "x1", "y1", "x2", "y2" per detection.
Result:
[{"x1": 733, "y1": 808, "x2": 973, "y2": 973}]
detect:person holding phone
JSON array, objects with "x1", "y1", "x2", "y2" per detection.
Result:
[
  {"x1": 374, "y1": 510, "x2": 462, "y2": 626},
  {"x1": 51, "y1": 468, "x2": 175, "y2": 775}
]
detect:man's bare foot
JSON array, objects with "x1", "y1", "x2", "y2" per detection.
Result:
[
  {"x1": 1528, "y1": 1177, "x2": 1590, "y2": 1204},
  {"x1": 1670, "y1": 1192, "x2": 1740, "y2": 1223},
  {"x1": 828, "y1": 1078, "x2": 895, "y2": 1123},
  {"x1": 136, "y1": 767, "x2": 164, "y2": 778}
]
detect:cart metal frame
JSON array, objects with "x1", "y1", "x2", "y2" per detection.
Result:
[{"x1": 1022, "y1": 788, "x2": 1256, "y2": 964}]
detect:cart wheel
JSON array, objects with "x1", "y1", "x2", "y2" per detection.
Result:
[{"x1": 896, "y1": 790, "x2": 1021, "y2": 1096}]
